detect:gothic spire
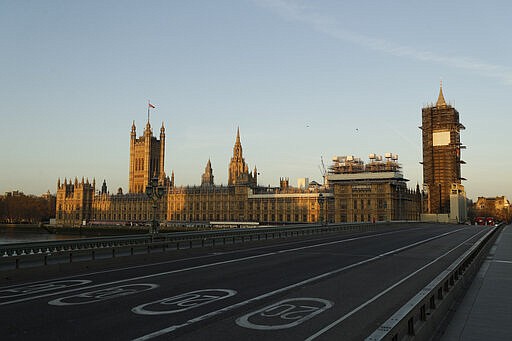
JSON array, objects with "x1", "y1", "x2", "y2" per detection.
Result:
[{"x1": 436, "y1": 80, "x2": 447, "y2": 108}]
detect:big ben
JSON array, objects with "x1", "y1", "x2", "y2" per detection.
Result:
[{"x1": 421, "y1": 83, "x2": 465, "y2": 213}]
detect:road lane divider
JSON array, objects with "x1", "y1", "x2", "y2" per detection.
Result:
[
  {"x1": 304, "y1": 229, "x2": 490, "y2": 340},
  {"x1": 364, "y1": 226, "x2": 499, "y2": 341},
  {"x1": 131, "y1": 228, "x2": 467, "y2": 340},
  {"x1": 0, "y1": 228, "x2": 432, "y2": 306}
]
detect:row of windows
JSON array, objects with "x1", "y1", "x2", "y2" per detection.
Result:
[
  {"x1": 337, "y1": 199, "x2": 388, "y2": 209},
  {"x1": 170, "y1": 213, "x2": 316, "y2": 223},
  {"x1": 169, "y1": 201, "x2": 320, "y2": 211},
  {"x1": 338, "y1": 214, "x2": 389, "y2": 223}
]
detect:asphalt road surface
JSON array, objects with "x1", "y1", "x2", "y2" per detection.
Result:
[{"x1": 1, "y1": 223, "x2": 488, "y2": 340}]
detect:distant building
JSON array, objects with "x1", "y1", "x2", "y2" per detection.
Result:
[
  {"x1": 56, "y1": 121, "x2": 332, "y2": 226},
  {"x1": 473, "y1": 196, "x2": 511, "y2": 222},
  {"x1": 326, "y1": 154, "x2": 422, "y2": 223},
  {"x1": 297, "y1": 178, "x2": 309, "y2": 189},
  {"x1": 55, "y1": 105, "x2": 424, "y2": 226},
  {"x1": 4, "y1": 190, "x2": 24, "y2": 197},
  {"x1": 421, "y1": 84, "x2": 466, "y2": 214}
]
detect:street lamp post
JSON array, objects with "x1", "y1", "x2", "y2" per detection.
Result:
[
  {"x1": 319, "y1": 193, "x2": 327, "y2": 226},
  {"x1": 146, "y1": 177, "x2": 165, "y2": 237}
]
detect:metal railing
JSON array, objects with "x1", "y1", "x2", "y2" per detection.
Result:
[
  {"x1": 1, "y1": 221, "x2": 419, "y2": 270},
  {"x1": 365, "y1": 224, "x2": 501, "y2": 341}
]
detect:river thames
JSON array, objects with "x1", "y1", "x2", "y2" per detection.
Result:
[{"x1": 0, "y1": 225, "x2": 83, "y2": 244}]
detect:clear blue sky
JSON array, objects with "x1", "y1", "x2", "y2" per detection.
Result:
[{"x1": 1, "y1": 0, "x2": 511, "y2": 201}]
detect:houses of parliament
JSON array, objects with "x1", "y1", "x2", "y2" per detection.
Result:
[{"x1": 56, "y1": 86, "x2": 467, "y2": 227}]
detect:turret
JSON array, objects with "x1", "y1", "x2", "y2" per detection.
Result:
[
  {"x1": 131, "y1": 121, "x2": 136, "y2": 139},
  {"x1": 101, "y1": 180, "x2": 108, "y2": 195},
  {"x1": 159, "y1": 122, "x2": 166, "y2": 184}
]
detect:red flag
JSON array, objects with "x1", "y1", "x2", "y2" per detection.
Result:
[{"x1": 148, "y1": 103, "x2": 156, "y2": 109}]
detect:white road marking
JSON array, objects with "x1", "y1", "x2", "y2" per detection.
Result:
[
  {"x1": 304, "y1": 229, "x2": 488, "y2": 340},
  {"x1": 131, "y1": 228, "x2": 466, "y2": 340},
  {"x1": 132, "y1": 289, "x2": 237, "y2": 315},
  {"x1": 0, "y1": 280, "x2": 91, "y2": 299},
  {"x1": 48, "y1": 284, "x2": 159, "y2": 306},
  {"x1": 0, "y1": 226, "x2": 429, "y2": 290},
  {"x1": 0, "y1": 228, "x2": 423, "y2": 306},
  {"x1": 493, "y1": 259, "x2": 512, "y2": 264},
  {"x1": 236, "y1": 298, "x2": 333, "y2": 330}
]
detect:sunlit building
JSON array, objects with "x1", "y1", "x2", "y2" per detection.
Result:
[
  {"x1": 55, "y1": 120, "x2": 333, "y2": 226},
  {"x1": 421, "y1": 83, "x2": 466, "y2": 214},
  {"x1": 326, "y1": 154, "x2": 422, "y2": 223}
]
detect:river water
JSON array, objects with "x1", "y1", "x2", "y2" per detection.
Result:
[{"x1": 0, "y1": 225, "x2": 84, "y2": 245}]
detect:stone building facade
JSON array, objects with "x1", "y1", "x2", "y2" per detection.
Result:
[
  {"x1": 55, "y1": 119, "x2": 421, "y2": 227},
  {"x1": 327, "y1": 155, "x2": 421, "y2": 223}
]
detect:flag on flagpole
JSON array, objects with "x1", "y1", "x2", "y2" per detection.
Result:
[{"x1": 148, "y1": 102, "x2": 156, "y2": 109}]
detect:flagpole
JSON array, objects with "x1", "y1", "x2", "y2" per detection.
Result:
[{"x1": 147, "y1": 99, "x2": 150, "y2": 123}]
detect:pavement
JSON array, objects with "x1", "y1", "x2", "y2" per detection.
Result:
[{"x1": 441, "y1": 225, "x2": 512, "y2": 340}]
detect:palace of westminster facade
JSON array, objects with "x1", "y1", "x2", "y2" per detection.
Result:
[{"x1": 56, "y1": 86, "x2": 464, "y2": 227}]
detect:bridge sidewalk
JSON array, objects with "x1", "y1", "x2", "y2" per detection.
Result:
[{"x1": 440, "y1": 225, "x2": 512, "y2": 340}]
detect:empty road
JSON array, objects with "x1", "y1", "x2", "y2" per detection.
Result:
[{"x1": 1, "y1": 223, "x2": 488, "y2": 340}]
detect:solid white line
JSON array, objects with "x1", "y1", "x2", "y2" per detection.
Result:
[
  {"x1": 304, "y1": 229, "x2": 487, "y2": 340},
  {"x1": 493, "y1": 260, "x2": 512, "y2": 264},
  {"x1": 132, "y1": 228, "x2": 467, "y2": 340}
]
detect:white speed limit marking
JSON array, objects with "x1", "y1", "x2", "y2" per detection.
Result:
[
  {"x1": 132, "y1": 289, "x2": 237, "y2": 315},
  {"x1": 236, "y1": 298, "x2": 333, "y2": 330},
  {"x1": 0, "y1": 280, "x2": 92, "y2": 299},
  {"x1": 48, "y1": 283, "x2": 159, "y2": 306}
]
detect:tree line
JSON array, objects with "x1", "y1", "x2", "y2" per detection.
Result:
[{"x1": 0, "y1": 195, "x2": 56, "y2": 223}]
